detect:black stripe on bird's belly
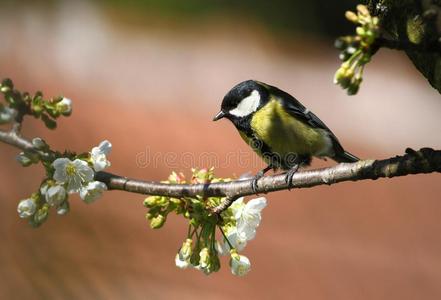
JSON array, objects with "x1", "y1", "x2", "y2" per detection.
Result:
[
  {"x1": 233, "y1": 116, "x2": 311, "y2": 170},
  {"x1": 253, "y1": 136, "x2": 312, "y2": 170}
]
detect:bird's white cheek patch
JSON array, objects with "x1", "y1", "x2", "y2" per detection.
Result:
[{"x1": 229, "y1": 90, "x2": 261, "y2": 117}]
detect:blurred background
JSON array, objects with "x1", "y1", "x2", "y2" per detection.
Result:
[{"x1": 1, "y1": 0, "x2": 441, "y2": 299}]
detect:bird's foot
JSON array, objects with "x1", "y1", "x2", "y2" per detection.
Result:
[
  {"x1": 251, "y1": 166, "x2": 272, "y2": 194},
  {"x1": 284, "y1": 165, "x2": 299, "y2": 190},
  {"x1": 251, "y1": 172, "x2": 264, "y2": 194}
]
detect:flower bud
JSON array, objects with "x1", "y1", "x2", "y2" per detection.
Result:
[
  {"x1": 45, "y1": 185, "x2": 67, "y2": 206},
  {"x1": 0, "y1": 78, "x2": 13, "y2": 92},
  {"x1": 33, "y1": 205, "x2": 49, "y2": 224},
  {"x1": 32, "y1": 137, "x2": 48, "y2": 150},
  {"x1": 16, "y1": 152, "x2": 32, "y2": 167},
  {"x1": 150, "y1": 214, "x2": 166, "y2": 229},
  {"x1": 356, "y1": 4, "x2": 369, "y2": 16},
  {"x1": 199, "y1": 247, "x2": 210, "y2": 269},
  {"x1": 345, "y1": 11, "x2": 358, "y2": 23},
  {"x1": 356, "y1": 26, "x2": 366, "y2": 37},
  {"x1": 17, "y1": 198, "x2": 37, "y2": 218},
  {"x1": 156, "y1": 196, "x2": 169, "y2": 207},
  {"x1": 56, "y1": 97, "x2": 72, "y2": 116},
  {"x1": 229, "y1": 249, "x2": 251, "y2": 276},
  {"x1": 178, "y1": 239, "x2": 193, "y2": 261},
  {"x1": 168, "y1": 171, "x2": 185, "y2": 183},
  {"x1": 175, "y1": 253, "x2": 190, "y2": 269},
  {"x1": 143, "y1": 196, "x2": 158, "y2": 207}
]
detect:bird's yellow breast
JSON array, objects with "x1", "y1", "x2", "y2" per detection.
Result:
[{"x1": 248, "y1": 98, "x2": 330, "y2": 157}]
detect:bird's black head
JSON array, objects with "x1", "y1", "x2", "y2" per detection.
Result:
[{"x1": 213, "y1": 80, "x2": 270, "y2": 122}]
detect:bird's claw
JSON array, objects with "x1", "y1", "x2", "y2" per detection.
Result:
[
  {"x1": 251, "y1": 174, "x2": 262, "y2": 194},
  {"x1": 284, "y1": 165, "x2": 299, "y2": 190},
  {"x1": 251, "y1": 166, "x2": 273, "y2": 194}
]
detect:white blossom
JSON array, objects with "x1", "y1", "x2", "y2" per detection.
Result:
[
  {"x1": 219, "y1": 197, "x2": 267, "y2": 253},
  {"x1": 53, "y1": 158, "x2": 94, "y2": 193},
  {"x1": 79, "y1": 181, "x2": 107, "y2": 203},
  {"x1": 0, "y1": 105, "x2": 16, "y2": 124},
  {"x1": 56, "y1": 97, "x2": 72, "y2": 115},
  {"x1": 44, "y1": 184, "x2": 67, "y2": 206},
  {"x1": 90, "y1": 140, "x2": 112, "y2": 171},
  {"x1": 234, "y1": 197, "x2": 267, "y2": 241},
  {"x1": 230, "y1": 250, "x2": 251, "y2": 276},
  {"x1": 17, "y1": 198, "x2": 36, "y2": 218},
  {"x1": 219, "y1": 228, "x2": 248, "y2": 254}
]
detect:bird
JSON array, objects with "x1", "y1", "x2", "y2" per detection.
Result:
[{"x1": 213, "y1": 80, "x2": 359, "y2": 192}]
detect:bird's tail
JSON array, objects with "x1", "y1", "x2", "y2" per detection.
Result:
[{"x1": 333, "y1": 150, "x2": 359, "y2": 163}]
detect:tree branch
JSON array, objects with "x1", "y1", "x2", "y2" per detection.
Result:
[
  {"x1": 2, "y1": 128, "x2": 441, "y2": 213},
  {"x1": 95, "y1": 147, "x2": 441, "y2": 198}
]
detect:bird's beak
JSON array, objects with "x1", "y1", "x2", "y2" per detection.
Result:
[{"x1": 212, "y1": 111, "x2": 226, "y2": 121}]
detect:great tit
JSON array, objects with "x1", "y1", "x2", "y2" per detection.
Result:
[{"x1": 213, "y1": 80, "x2": 359, "y2": 191}]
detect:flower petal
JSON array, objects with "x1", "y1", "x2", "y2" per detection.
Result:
[
  {"x1": 45, "y1": 185, "x2": 67, "y2": 206},
  {"x1": 224, "y1": 228, "x2": 248, "y2": 252},
  {"x1": 72, "y1": 159, "x2": 94, "y2": 181},
  {"x1": 52, "y1": 158, "x2": 70, "y2": 183},
  {"x1": 245, "y1": 197, "x2": 267, "y2": 213},
  {"x1": 98, "y1": 140, "x2": 112, "y2": 155},
  {"x1": 80, "y1": 181, "x2": 107, "y2": 203}
]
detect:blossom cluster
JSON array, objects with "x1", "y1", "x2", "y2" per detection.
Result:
[
  {"x1": 0, "y1": 78, "x2": 72, "y2": 129},
  {"x1": 144, "y1": 168, "x2": 267, "y2": 276},
  {"x1": 16, "y1": 140, "x2": 112, "y2": 227},
  {"x1": 334, "y1": 4, "x2": 380, "y2": 95},
  {"x1": 3, "y1": 80, "x2": 269, "y2": 276}
]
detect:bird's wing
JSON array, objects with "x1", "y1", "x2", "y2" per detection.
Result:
[
  {"x1": 268, "y1": 86, "x2": 331, "y2": 131},
  {"x1": 268, "y1": 84, "x2": 346, "y2": 153}
]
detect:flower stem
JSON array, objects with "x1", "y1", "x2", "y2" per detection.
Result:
[{"x1": 218, "y1": 225, "x2": 234, "y2": 250}]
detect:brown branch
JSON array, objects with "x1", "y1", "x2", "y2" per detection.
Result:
[
  {"x1": 95, "y1": 148, "x2": 441, "y2": 199},
  {"x1": 2, "y1": 127, "x2": 441, "y2": 213}
]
